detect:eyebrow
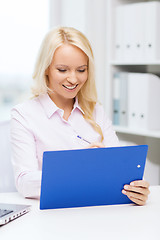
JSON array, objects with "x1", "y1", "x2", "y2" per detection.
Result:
[
  {"x1": 77, "y1": 65, "x2": 88, "y2": 68},
  {"x1": 55, "y1": 64, "x2": 88, "y2": 68}
]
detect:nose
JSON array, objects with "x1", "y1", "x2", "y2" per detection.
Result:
[{"x1": 67, "y1": 71, "x2": 77, "y2": 84}]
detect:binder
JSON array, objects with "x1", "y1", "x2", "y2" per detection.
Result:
[
  {"x1": 123, "y1": 4, "x2": 135, "y2": 62},
  {"x1": 128, "y1": 73, "x2": 139, "y2": 128},
  {"x1": 119, "y1": 72, "x2": 128, "y2": 126},
  {"x1": 112, "y1": 72, "x2": 120, "y2": 125},
  {"x1": 132, "y1": 74, "x2": 147, "y2": 129},
  {"x1": 144, "y1": 1, "x2": 160, "y2": 61},
  {"x1": 112, "y1": 72, "x2": 128, "y2": 126},
  {"x1": 40, "y1": 145, "x2": 148, "y2": 209},
  {"x1": 115, "y1": 2, "x2": 160, "y2": 62},
  {"x1": 114, "y1": 6, "x2": 124, "y2": 61},
  {"x1": 128, "y1": 73, "x2": 160, "y2": 130},
  {"x1": 132, "y1": 2, "x2": 145, "y2": 61},
  {"x1": 140, "y1": 73, "x2": 160, "y2": 130}
]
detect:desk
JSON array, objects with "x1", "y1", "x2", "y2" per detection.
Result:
[{"x1": 0, "y1": 186, "x2": 160, "y2": 240}]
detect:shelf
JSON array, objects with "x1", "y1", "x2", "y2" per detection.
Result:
[
  {"x1": 110, "y1": 61, "x2": 160, "y2": 66},
  {"x1": 114, "y1": 126, "x2": 160, "y2": 139}
]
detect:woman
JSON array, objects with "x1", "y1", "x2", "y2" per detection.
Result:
[{"x1": 11, "y1": 26, "x2": 149, "y2": 204}]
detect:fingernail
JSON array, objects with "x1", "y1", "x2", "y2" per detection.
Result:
[
  {"x1": 122, "y1": 190, "x2": 126, "y2": 194},
  {"x1": 130, "y1": 182, "x2": 134, "y2": 186},
  {"x1": 124, "y1": 185, "x2": 128, "y2": 189}
]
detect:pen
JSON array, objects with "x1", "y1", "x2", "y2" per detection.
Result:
[{"x1": 77, "y1": 135, "x2": 91, "y2": 144}]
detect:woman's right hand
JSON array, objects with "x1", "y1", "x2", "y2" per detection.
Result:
[{"x1": 88, "y1": 142, "x2": 105, "y2": 148}]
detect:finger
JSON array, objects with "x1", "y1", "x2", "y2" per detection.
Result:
[
  {"x1": 88, "y1": 142, "x2": 105, "y2": 148},
  {"x1": 126, "y1": 189, "x2": 148, "y2": 201},
  {"x1": 122, "y1": 190, "x2": 148, "y2": 205},
  {"x1": 127, "y1": 192, "x2": 148, "y2": 205},
  {"x1": 87, "y1": 144, "x2": 98, "y2": 148},
  {"x1": 128, "y1": 195, "x2": 147, "y2": 206},
  {"x1": 130, "y1": 180, "x2": 150, "y2": 189},
  {"x1": 123, "y1": 185, "x2": 150, "y2": 196}
]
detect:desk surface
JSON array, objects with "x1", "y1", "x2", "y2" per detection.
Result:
[{"x1": 0, "y1": 186, "x2": 160, "y2": 240}]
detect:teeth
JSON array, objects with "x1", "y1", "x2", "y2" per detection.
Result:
[{"x1": 63, "y1": 85, "x2": 77, "y2": 90}]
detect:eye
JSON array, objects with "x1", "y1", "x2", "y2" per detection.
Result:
[
  {"x1": 57, "y1": 69, "x2": 67, "y2": 72},
  {"x1": 77, "y1": 69, "x2": 86, "y2": 73}
]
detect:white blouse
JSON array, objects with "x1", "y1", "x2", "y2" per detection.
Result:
[{"x1": 11, "y1": 94, "x2": 119, "y2": 199}]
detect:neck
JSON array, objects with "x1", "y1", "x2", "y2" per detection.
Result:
[{"x1": 48, "y1": 93, "x2": 75, "y2": 120}]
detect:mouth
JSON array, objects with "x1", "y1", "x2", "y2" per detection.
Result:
[{"x1": 62, "y1": 84, "x2": 78, "y2": 90}]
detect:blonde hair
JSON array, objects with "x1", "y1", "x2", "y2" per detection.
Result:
[{"x1": 32, "y1": 26, "x2": 103, "y2": 142}]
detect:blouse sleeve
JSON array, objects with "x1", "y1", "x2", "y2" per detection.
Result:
[{"x1": 10, "y1": 107, "x2": 41, "y2": 199}]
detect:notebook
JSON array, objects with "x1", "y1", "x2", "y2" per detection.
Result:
[
  {"x1": 0, "y1": 203, "x2": 30, "y2": 225},
  {"x1": 40, "y1": 145, "x2": 148, "y2": 209}
]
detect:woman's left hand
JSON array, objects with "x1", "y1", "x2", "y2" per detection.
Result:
[{"x1": 122, "y1": 180, "x2": 150, "y2": 206}]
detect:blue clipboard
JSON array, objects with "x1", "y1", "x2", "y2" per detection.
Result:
[{"x1": 40, "y1": 145, "x2": 148, "y2": 209}]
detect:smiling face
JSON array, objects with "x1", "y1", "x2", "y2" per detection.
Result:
[{"x1": 46, "y1": 44, "x2": 88, "y2": 108}]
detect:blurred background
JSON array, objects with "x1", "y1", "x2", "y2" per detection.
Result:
[{"x1": 0, "y1": 0, "x2": 107, "y2": 121}]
